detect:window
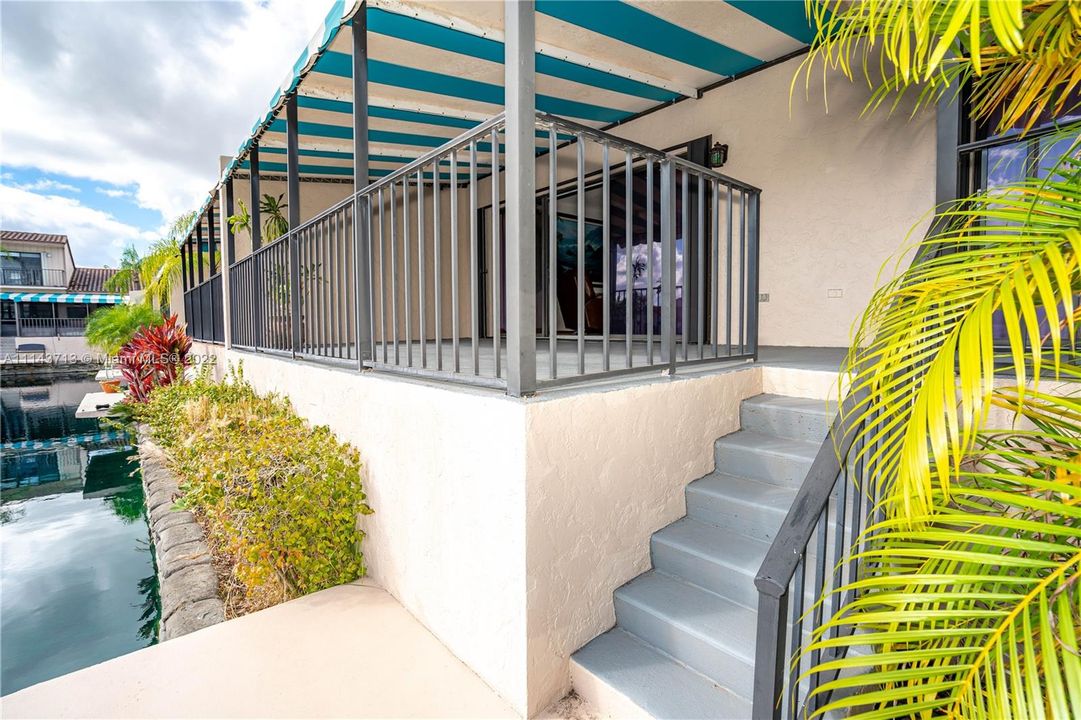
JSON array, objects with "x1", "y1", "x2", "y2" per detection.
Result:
[{"x1": 1, "y1": 252, "x2": 44, "y2": 286}]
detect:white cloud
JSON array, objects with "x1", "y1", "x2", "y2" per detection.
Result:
[
  {"x1": 1, "y1": 0, "x2": 335, "y2": 259},
  {"x1": 0, "y1": 185, "x2": 157, "y2": 267},
  {"x1": 12, "y1": 178, "x2": 80, "y2": 193},
  {"x1": 96, "y1": 187, "x2": 133, "y2": 199}
]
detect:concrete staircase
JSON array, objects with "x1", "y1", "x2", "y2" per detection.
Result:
[{"x1": 571, "y1": 394, "x2": 834, "y2": 719}]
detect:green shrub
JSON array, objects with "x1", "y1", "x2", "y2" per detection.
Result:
[
  {"x1": 86, "y1": 303, "x2": 164, "y2": 356},
  {"x1": 135, "y1": 368, "x2": 372, "y2": 614}
]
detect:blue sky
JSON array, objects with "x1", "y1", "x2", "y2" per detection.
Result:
[{"x1": 1, "y1": 0, "x2": 333, "y2": 268}]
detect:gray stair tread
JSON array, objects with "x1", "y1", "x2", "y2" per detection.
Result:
[
  {"x1": 653, "y1": 517, "x2": 769, "y2": 579},
  {"x1": 687, "y1": 472, "x2": 797, "y2": 513},
  {"x1": 573, "y1": 628, "x2": 753, "y2": 719},
  {"x1": 616, "y1": 571, "x2": 758, "y2": 665},
  {"x1": 715, "y1": 430, "x2": 819, "y2": 460},
  {"x1": 742, "y1": 394, "x2": 836, "y2": 417}
]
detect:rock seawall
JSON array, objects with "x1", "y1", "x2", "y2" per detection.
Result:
[{"x1": 137, "y1": 428, "x2": 225, "y2": 639}]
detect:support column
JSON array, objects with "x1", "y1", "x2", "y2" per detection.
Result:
[
  {"x1": 504, "y1": 0, "x2": 536, "y2": 397},
  {"x1": 286, "y1": 94, "x2": 302, "y2": 355},
  {"x1": 207, "y1": 205, "x2": 217, "y2": 276},
  {"x1": 180, "y1": 243, "x2": 189, "y2": 292},
  {"x1": 250, "y1": 144, "x2": 263, "y2": 251},
  {"x1": 196, "y1": 221, "x2": 205, "y2": 284},
  {"x1": 222, "y1": 180, "x2": 235, "y2": 348},
  {"x1": 352, "y1": 5, "x2": 373, "y2": 366}
]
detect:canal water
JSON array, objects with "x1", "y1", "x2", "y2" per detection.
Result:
[{"x1": 0, "y1": 369, "x2": 159, "y2": 695}]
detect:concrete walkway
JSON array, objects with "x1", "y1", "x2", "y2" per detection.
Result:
[{"x1": 2, "y1": 582, "x2": 519, "y2": 719}]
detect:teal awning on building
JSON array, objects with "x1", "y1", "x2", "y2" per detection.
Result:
[
  {"x1": 188, "y1": 0, "x2": 814, "y2": 238},
  {"x1": 0, "y1": 291, "x2": 125, "y2": 305}
]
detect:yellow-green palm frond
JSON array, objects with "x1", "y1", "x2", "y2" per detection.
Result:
[
  {"x1": 803, "y1": 392, "x2": 1081, "y2": 718},
  {"x1": 842, "y1": 169, "x2": 1081, "y2": 521},
  {"x1": 804, "y1": 1, "x2": 1081, "y2": 133}
]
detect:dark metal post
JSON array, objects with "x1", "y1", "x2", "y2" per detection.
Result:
[
  {"x1": 224, "y1": 179, "x2": 236, "y2": 262},
  {"x1": 196, "y1": 220, "x2": 205, "y2": 284},
  {"x1": 186, "y1": 236, "x2": 196, "y2": 289},
  {"x1": 221, "y1": 181, "x2": 235, "y2": 348},
  {"x1": 660, "y1": 160, "x2": 676, "y2": 375},
  {"x1": 746, "y1": 191, "x2": 760, "y2": 358},
  {"x1": 180, "y1": 243, "x2": 189, "y2": 292},
  {"x1": 286, "y1": 94, "x2": 302, "y2": 356},
  {"x1": 207, "y1": 205, "x2": 217, "y2": 276},
  {"x1": 753, "y1": 591, "x2": 789, "y2": 720},
  {"x1": 250, "y1": 143, "x2": 263, "y2": 251},
  {"x1": 352, "y1": 5, "x2": 372, "y2": 366},
  {"x1": 504, "y1": 0, "x2": 537, "y2": 396}
]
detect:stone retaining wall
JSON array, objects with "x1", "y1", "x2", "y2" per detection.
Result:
[{"x1": 137, "y1": 429, "x2": 225, "y2": 640}]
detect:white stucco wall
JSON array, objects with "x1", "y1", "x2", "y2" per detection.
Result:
[{"x1": 604, "y1": 55, "x2": 937, "y2": 347}]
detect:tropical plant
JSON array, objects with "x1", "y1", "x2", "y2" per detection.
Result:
[
  {"x1": 140, "y1": 212, "x2": 194, "y2": 311},
  {"x1": 117, "y1": 314, "x2": 191, "y2": 402},
  {"x1": 85, "y1": 303, "x2": 164, "y2": 356},
  {"x1": 228, "y1": 199, "x2": 252, "y2": 237},
  {"x1": 794, "y1": 2, "x2": 1081, "y2": 718},
  {"x1": 105, "y1": 244, "x2": 142, "y2": 294},
  {"x1": 259, "y1": 193, "x2": 289, "y2": 241}
]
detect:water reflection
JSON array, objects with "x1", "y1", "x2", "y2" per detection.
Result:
[{"x1": 0, "y1": 370, "x2": 160, "y2": 695}]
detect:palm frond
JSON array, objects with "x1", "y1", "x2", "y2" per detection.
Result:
[
  {"x1": 804, "y1": 392, "x2": 1081, "y2": 718},
  {"x1": 842, "y1": 171, "x2": 1081, "y2": 520}
]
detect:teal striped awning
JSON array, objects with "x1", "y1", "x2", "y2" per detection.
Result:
[
  {"x1": 187, "y1": 0, "x2": 814, "y2": 237},
  {"x1": 0, "y1": 291, "x2": 125, "y2": 304},
  {"x1": 2, "y1": 430, "x2": 129, "y2": 452}
]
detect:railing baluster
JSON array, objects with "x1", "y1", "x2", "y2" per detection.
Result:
[
  {"x1": 646, "y1": 159, "x2": 654, "y2": 364},
  {"x1": 418, "y1": 169, "x2": 427, "y2": 368},
  {"x1": 379, "y1": 188, "x2": 387, "y2": 363},
  {"x1": 697, "y1": 173, "x2": 705, "y2": 360},
  {"x1": 391, "y1": 182, "x2": 400, "y2": 364},
  {"x1": 739, "y1": 190, "x2": 747, "y2": 356},
  {"x1": 549, "y1": 126, "x2": 558, "y2": 380},
  {"x1": 492, "y1": 127, "x2": 502, "y2": 379},
  {"x1": 576, "y1": 134, "x2": 585, "y2": 376},
  {"x1": 625, "y1": 150, "x2": 633, "y2": 369},
  {"x1": 602, "y1": 141, "x2": 611, "y2": 371},
  {"x1": 681, "y1": 167, "x2": 689, "y2": 361},
  {"x1": 404, "y1": 177, "x2": 413, "y2": 367},
  {"x1": 711, "y1": 180, "x2": 719, "y2": 359},
  {"x1": 451, "y1": 149, "x2": 460, "y2": 373},
  {"x1": 469, "y1": 139, "x2": 479, "y2": 376},
  {"x1": 726, "y1": 185, "x2": 733, "y2": 355},
  {"x1": 432, "y1": 162, "x2": 442, "y2": 370}
]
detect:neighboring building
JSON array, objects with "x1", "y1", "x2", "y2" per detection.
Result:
[
  {"x1": 1, "y1": 230, "x2": 125, "y2": 361},
  {"x1": 171, "y1": 2, "x2": 1077, "y2": 719}
]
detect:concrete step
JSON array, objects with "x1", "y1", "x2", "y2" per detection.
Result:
[
  {"x1": 740, "y1": 394, "x2": 836, "y2": 443},
  {"x1": 651, "y1": 518, "x2": 768, "y2": 609},
  {"x1": 613, "y1": 571, "x2": 756, "y2": 700},
  {"x1": 571, "y1": 627, "x2": 752, "y2": 720},
  {"x1": 685, "y1": 473, "x2": 796, "y2": 543},
  {"x1": 714, "y1": 430, "x2": 818, "y2": 489}
]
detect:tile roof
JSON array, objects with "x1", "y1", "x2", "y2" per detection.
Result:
[
  {"x1": 0, "y1": 230, "x2": 69, "y2": 245},
  {"x1": 68, "y1": 267, "x2": 119, "y2": 294}
]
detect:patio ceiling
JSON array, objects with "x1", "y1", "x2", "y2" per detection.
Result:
[{"x1": 195, "y1": 0, "x2": 812, "y2": 227}]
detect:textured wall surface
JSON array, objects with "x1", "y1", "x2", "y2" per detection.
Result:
[{"x1": 522, "y1": 366, "x2": 762, "y2": 713}]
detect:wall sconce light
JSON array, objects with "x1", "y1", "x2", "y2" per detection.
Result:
[{"x1": 709, "y1": 142, "x2": 729, "y2": 168}]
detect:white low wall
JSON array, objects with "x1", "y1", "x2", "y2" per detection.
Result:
[{"x1": 192, "y1": 343, "x2": 786, "y2": 715}]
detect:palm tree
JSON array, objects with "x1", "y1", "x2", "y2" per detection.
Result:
[
  {"x1": 795, "y1": 2, "x2": 1081, "y2": 717},
  {"x1": 140, "y1": 212, "x2": 194, "y2": 311},
  {"x1": 104, "y1": 244, "x2": 142, "y2": 294}
]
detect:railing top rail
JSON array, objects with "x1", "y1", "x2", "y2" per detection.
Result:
[
  {"x1": 537, "y1": 111, "x2": 668, "y2": 162},
  {"x1": 360, "y1": 112, "x2": 508, "y2": 198},
  {"x1": 670, "y1": 155, "x2": 763, "y2": 194},
  {"x1": 185, "y1": 271, "x2": 223, "y2": 290},
  {"x1": 754, "y1": 387, "x2": 867, "y2": 597}
]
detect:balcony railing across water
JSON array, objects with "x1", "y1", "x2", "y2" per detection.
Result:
[
  {"x1": 222, "y1": 111, "x2": 761, "y2": 393},
  {"x1": 1, "y1": 268, "x2": 67, "y2": 287},
  {"x1": 14, "y1": 317, "x2": 87, "y2": 337}
]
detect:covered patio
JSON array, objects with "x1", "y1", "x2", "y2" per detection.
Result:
[{"x1": 178, "y1": 0, "x2": 818, "y2": 395}]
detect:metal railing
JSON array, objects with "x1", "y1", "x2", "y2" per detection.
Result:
[
  {"x1": 1, "y1": 268, "x2": 67, "y2": 287},
  {"x1": 15, "y1": 317, "x2": 87, "y2": 336},
  {"x1": 184, "y1": 274, "x2": 224, "y2": 344},
  {"x1": 218, "y1": 110, "x2": 761, "y2": 393}
]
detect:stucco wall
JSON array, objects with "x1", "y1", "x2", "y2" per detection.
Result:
[
  {"x1": 522, "y1": 366, "x2": 762, "y2": 713},
  {"x1": 193, "y1": 341, "x2": 772, "y2": 716},
  {"x1": 195, "y1": 343, "x2": 530, "y2": 714},
  {"x1": 604, "y1": 55, "x2": 936, "y2": 347}
]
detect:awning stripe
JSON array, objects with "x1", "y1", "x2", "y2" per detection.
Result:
[
  {"x1": 0, "y1": 292, "x2": 125, "y2": 304},
  {"x1": 727, "y1": 0, "x2": 817, "y2": 44},
  {"x1": 367, "y1": 7, "x2": 678, "y2": 103}
]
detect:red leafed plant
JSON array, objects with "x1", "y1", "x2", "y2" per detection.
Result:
[{"x1": 118, "y1": 314, "x2": 192, "y2": 402}]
